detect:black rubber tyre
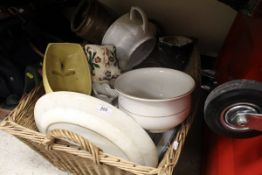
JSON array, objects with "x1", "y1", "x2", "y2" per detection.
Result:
[{"x1": 204, "y1": 79, "x2": 262, "y2": 138}]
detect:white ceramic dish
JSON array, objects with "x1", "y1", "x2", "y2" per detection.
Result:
[
  {"x1": 115, "y1": 67, "x2": 195, "y2": 132},
  {"x1": 34, "y1": 91, "x2": 158, "y2": 167},
  {"x1": 48, "y1": 123, "x2": 128, "y2": 159},
  {"x1": 43, "y1": 43, "x2": 92, "y2": 94},
  {"x1": 115, "y1": 67, "x2": 195, "y2": 116},
  {"x1": 119, "y1": 105, "x2": 190, "y2": 133}
]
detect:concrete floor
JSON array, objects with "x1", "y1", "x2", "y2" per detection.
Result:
[{"x1": 0, "y1": 131, "x2": 67, "y2": 175}]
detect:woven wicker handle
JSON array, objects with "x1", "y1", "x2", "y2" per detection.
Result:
[{"x1": 46, "y1": 129, "x2": 101, "y2": 164}]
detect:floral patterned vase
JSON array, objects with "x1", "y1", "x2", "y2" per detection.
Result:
[{"x1": 84, "y1": 44, "x2": 121, "y2": 83}]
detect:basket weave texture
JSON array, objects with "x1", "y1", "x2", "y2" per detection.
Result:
[{"x1": 0, "y1": 47, "x2": 201, "y2": 175}]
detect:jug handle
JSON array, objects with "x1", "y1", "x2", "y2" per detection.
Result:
[{"x1": 130, "y1": 6, "x2": 148, "y2": 32}]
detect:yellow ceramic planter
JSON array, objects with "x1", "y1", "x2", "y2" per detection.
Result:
[{"x1": 43, "y1": 43, "x2": 92, "y2": 94}]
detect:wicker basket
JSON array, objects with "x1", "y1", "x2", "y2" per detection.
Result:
[{"x1": 0, "y1": 48, "x2": 201, "y2": 175}]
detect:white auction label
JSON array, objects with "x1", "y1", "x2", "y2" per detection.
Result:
[{"x1": 97, "y1": 104, "x2": 113, "y2": 115}]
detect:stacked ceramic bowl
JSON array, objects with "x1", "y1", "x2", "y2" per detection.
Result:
[{"x1": 114, "y1": 67, "x2": 195, "y2": 133}]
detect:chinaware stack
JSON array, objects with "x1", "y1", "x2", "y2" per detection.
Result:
[
  {"x1": 40, "y1": 41, "x2": 161, "y2": 166},
  {"x1": 14, "y1": 3, "x2": 196, "y2": 171},
  {"x1": 38, "y1": 42, "x2": 195, "y2": 164}
]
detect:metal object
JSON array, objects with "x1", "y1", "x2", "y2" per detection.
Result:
[
  {"x1": 71, "y1": 0, "x2": 115, "y2": 44},
  {"x1": 221, "y1": 103, "x2": 262, "y2": 132},
  {"x1": 244, "y1": 113, "x2": 262, "y2": 131}
]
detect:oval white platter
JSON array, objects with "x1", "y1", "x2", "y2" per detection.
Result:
[{"x1": 34, "y1": 91, "x2": 158, "y2": 167}]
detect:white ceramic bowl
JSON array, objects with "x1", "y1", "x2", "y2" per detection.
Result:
[
  {"x1": 119, "y1": 105, "x2": 190, "y2": 133},
  {"x1": 114, "y1": 67, "x2": 195, "y2": 132}
]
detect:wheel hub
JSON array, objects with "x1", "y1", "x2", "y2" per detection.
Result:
[{"x1": 221, "y1": 103, "x2": 262, "y2": 131}]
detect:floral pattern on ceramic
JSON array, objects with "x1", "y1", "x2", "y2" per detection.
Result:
[{"x1": 84, "y1": 44, "x2": 121, "y2": 83}]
